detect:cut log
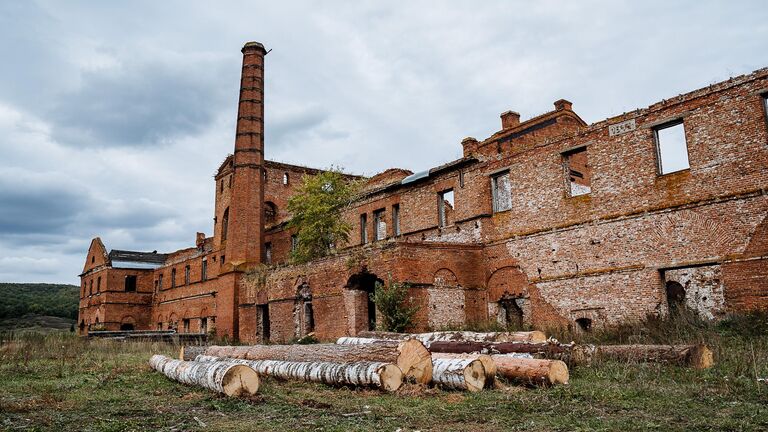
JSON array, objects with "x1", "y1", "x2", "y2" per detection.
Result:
[
  {"x1": 148, "y1": 354, "x2": 260, "y2": 397},
  {"x1": 431, "y1": 358, "x2": 486, "y2": 392},
  {"x1": 428, "y1": 341, "x2": 714, "y2": 369},
  {"x1": 593, "y1": 344, "x2": 714, "y2": 369},
  {"x1": 358, "y1": 330, "x2": 546, "y2": 345},
  {"x1": 195, "y1": 355, "x2": 403, "y2": 391},
  {"x1": 490, "y1": 355, "x2": 569, "y2": 386},
  {"x1": 200, "y1": 340, "x2": 432, "y2": 384},
  {"x1": 180, "y1": 345, "x2": 207, "y2": 361},
  {"x1": 430, "y1": 353, "x2": 496, "y2": 387}
]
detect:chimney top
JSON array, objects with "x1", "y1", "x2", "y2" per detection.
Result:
[
  {"x1": 242, "y1": 41, "x2": 267, "y2": 54},
  {"x1": 500, "y1": 110, "x2": 521, "y2": 129},
  {"x1": 554, "y1": 99, "x2": 573, "y2": 111}
]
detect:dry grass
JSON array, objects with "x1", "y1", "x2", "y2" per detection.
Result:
[{"x1": 1, "y1": 313, "x2": 767, "y2": 431}]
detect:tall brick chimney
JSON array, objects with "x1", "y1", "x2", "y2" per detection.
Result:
[{"x1": 226, "y1": 41, "x2": 267, "y2": 270}]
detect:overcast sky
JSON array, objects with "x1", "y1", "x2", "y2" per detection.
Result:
[{"x1": 1, "y1": 1, "x2": 766, "y2": 284}]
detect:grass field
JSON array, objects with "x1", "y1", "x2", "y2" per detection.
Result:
[{"x1": 1, "y1": 313, "x2": 767, "y2": 432}]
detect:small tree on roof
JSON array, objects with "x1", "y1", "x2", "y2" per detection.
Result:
[{"x1": 287, "y1": 168, "x2": 360, "y2": 264}]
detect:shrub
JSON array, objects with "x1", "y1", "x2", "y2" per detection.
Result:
[{"x1": 372, "y1": 281, "x2": 418, "y2": 332}]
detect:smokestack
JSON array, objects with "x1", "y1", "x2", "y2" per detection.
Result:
[{"x1": 226, "y1": 41, "x2": 267, "y2": 269}]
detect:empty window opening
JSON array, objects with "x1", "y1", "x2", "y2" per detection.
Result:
[
  {"x1": 200, "y1": 317, "x2": 208, "y2": 334},
  {"x1": 655, "y1": 121, "x2": 690, "y2": 174},
  {"x1": 264, "y1": 242, "x2": 272, "y2": 264},
  {"x1": 575, "y1": 317, "x2": 592, "y2": 332},
  {"x1": 283, "y1": 172, "x2": 289, "y2": 185},
  {"x1": 392, "y1": 204, "x2": 401, "y2": 236},
  {"x1": 89, "y1": 280, "x2": 93, "y2": 295},
  {"x1": 563, "y1": 147, "x2": 592, "y2": 196},
  {"x1": 125, "y1": 275, "x2": 137, "y2": 292},
  {"x1": 438, "y1": 189, "x2": 455, "y2": 227},
  {"x1": 360, "y1": 213, "x2": 368, "y2": 244},
  {"x1": 182, "y1": 318, "x2": 190, "y2": 333},
  {"x1": 91, "y1": 256, "x2": 95, "y2": 264},
  {"x1": 79, "y1": 320, "x2": 85, "y2": 333},
  {"x1": 201, "y1": 259, "x2": 207, "y2": 281},
  {"x1": 220, "y1": 179, "x2": 224, "y2": 193},
  {"x1": 228, "y1": 175, "x2": 232, "y2": 188},
  {"x1": 158, "y1": 274, "x2": 163, "y2": 290},
  {"x1": 459, "y1": 171, "x2": 465, "y2": 188},
  {"x1": 258, "y1": 305, "x2": 270, "y2": 342},
  {"x1": 120, "y1": 323, "x2": 134, "y2": 331},
  {"x1": 373, "y1": 209, "x2": 387, "y2": 241},
  {"x1": 171, "y1": 268, "x2": 177, "y2": 288},
  {"x1": 491, "y1": 171, "x2": 512, "y2": 213},
  {"x1": 666, "y1": 281, "x2": 686, "y2": 312},
  {"x1": 184, "y1": 265, "x2": 190, "y2": 285},
  {"x1": 263, "y1": 169, "x2": 267, "y2": 181},
  {"x1": 157, "y1": 322, "x2": 163, "y2": 330},
  {"x1": 97, "y1": 276, "x2": 101, "y2": 293},
  {"x1": 265, "y1": 201, "x2": 277, "y2": 225},
  {"x1": 221, "y1": 208, "x2": 229, "y2": 241}
]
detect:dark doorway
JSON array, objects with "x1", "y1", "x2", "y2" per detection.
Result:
[
  {"x1": 575, "y1": 318, "x2": 592, "y2": 332},
  {"x1": 499, "y1": 296, "x2": 524, "y2": 329},
  {"x1": 666, "y1": 281, "x2": 686, "y2": 311},
  {"x1": 258, "y1": 305, "x2": 270, "y2": 341},
  {"x1": 346, "y1": 272, "x2": 383, "y2": 331},
  {"x1": 79, "y1": 320, "x2": 85, "y2": 333},
  {"x1": 120, "y1": 323, "x2": 135, "y2": 331}
]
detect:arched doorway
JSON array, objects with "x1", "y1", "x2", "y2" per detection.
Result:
[
  {"x1": 666, "y1": 281, "x2": 686, "y2": 312},
  {"x1": 346, "y1": 272, "x2": 383, "y2": 332}
]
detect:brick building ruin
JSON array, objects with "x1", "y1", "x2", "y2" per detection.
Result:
[{"x1": 79, "y1": 41, "x2": 768, "y2": 342}]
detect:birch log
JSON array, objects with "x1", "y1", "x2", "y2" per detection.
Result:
[
  {"x1": 431, "y1": 358, "x2": 486, "y2": 392},
  {"x1": 430, "y1": 353, "x2": 496, "y2": 387},
  {"x1": 148, "y1": 354, "x2": 260, "y2": 396},
  {"x1": 195, "y1": 355, "x2": 403, "y2": 391},
  {"x1": 428, "y1": 341, "x2": 714, "y2": 369},
  {"x1": 490, "y1": 355, "x2": 569, "y2": 386},
  {"x1": 198, "y1": 340, "x2": 432, "y2": 384},
  {"x1": 358, "y1": 330, "x2": 547, "y2": 345},
  {"x1": 180, "y1": 345, "x2": 207, "y2": 361}
]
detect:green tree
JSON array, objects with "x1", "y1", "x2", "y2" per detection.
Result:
[
  {"x1": 287, "y1": 168, "x2": 360, "y2": 264},
  {"x1": 372, "y1": 281, "x2": 418, "y2": 332}
]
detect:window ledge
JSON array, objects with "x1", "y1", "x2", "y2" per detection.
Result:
[
  {"x1": 656, "y1": 168, "x2": 691, "y2": 178},
  {"x1": 492, "y1": 208, "x2": 513, "y2": 216}
]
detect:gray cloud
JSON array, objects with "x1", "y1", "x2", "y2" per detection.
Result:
[
  {"x1": 48, "y1": 61, "x2": 234, "y2": 147},
  {"x1": 0, "y1": 0, "x2": 766, "y2": 284}
]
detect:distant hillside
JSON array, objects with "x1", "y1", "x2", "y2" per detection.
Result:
[{"x1": 0, "y1": 283, "x2": 79, "y2": 320}]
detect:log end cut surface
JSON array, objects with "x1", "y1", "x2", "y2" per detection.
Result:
[
  {"x1": 548, "y1": 360, "x2": 569, "y2": 385},
  {"x1": 221, "y1": 365, "x2": 260, "y2": 397},
  {"x1": 378, "y1": 364, "x2": 404, "y2": 392},
  {"x1": 689, "y1": 344, "x2": 715, "y2": 369},
  {"x1": 397, "y1": 339, "x2": 433, "y2": 384},
  {"x1": 463, "y1": 359, "x2": 486, "y2": 392}
]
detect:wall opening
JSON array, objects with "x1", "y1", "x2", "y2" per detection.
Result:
[
  {"x1": 257, "y1": 305, "x2": 270, "y2": 342},
  {"x1": 265, "y1": 201, "x2": 277, "y2": 225},
  {"x1": 346, "y1": 272, "x2": 383, "y2": 331},
  {"x1": 294, "y1": 283, "x2": 314, "y2": 338},
  {"x1": 125, "y1": 275, "x2": 137, "y2": 292},
  {"x1": 491, "y1": 170, "x2": 512, "y2": 213},
  {"x1": 499, "y1": 296, "x2": 524, "y2": 329},
  {"x1": 665, "y1": 280, "x2": 686, "y2": 312},
  {"x1": 221, "y1": 207, "x2": 229, "y2": 241},
  {"x1": 200, "y1": 317, "x2": 208, "y2": 334},
  {"x1": 182, "y1": 318, "x2": 190, "y2": 333},
  {"x1": 562, "y1": 146, "x2": 592, "y2": 196},
  {"x1": 575, "y1": 317, "x2": 592, "y2": 332},
  {"x1": 438, "y1": 189, "x2": 455, "y2": 227},
  {"x1": 373, "y1": 208, "x2": 386, "y2": 241},
  {"x1": 79, "y1": 320, "x2": 85, "y2": 333},
  {"x1": 654, "y1": 120, "x2": 690, "y2": 174},
  {"x1": 120, "y1": 323, "x2": 135, "y2": 331}
]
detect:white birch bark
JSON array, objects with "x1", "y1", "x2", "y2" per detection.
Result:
[
  {"x1": 195, "y1": 355, "x2": 403, "y2": 392},
  {"x1": 149, "y1": 354, "x2": 259, "y2": 396},
  {"x1": 430, "y1": 358, "x2": 486, "y2": 392}
]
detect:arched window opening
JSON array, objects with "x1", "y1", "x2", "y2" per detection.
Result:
[
  {"x1": 283, "y1": 172, "x2": 289, "y2": 185},
  {"x1": 221, "y1": 208, "x2": 229, "y2": 241}
]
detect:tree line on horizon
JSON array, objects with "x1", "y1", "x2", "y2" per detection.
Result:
[{"x1": 0, "y1": 283, "x2": 79, "y2": 320}]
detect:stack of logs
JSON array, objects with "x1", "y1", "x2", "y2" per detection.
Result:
[{"x1": 150, "y1": 330, "x2": 713, "y2": 397}]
